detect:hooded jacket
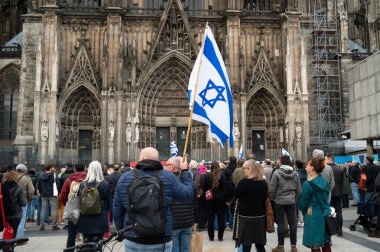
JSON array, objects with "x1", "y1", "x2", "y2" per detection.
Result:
[
  {"x1": 113, "y1": 159, "x2": 193, "y2": 244},
  {"x1": 37, "y1": 172, "x2": 55, "y2": 197},
  {"x1": 299, "y1": 175, "x2": 331, "y2": 247},
  {"x1": 269, "y1": 165, "x2": 301, "y2": 205},
  {"x1": 4, "y1": 181, "x2": 27, "y2": 219}
]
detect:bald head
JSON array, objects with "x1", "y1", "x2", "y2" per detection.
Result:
[{"x1": 139, "y1": 147, "x2": 159, "y2": 161}]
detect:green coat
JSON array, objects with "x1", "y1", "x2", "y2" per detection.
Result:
[{"x1": 299, "y1": 175, "x2": 331, "y2": 248}]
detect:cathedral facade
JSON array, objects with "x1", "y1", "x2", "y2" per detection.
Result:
[{"x1": 1, "y1": 0, "x2": 380, "y2": 166}]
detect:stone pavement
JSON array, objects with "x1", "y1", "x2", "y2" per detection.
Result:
[{"x1": 3, "y1": 204, "x2": 380, "y2": 252}]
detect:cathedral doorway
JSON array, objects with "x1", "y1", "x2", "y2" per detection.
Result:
[
  {"x1": 78, "y1": 130, "x2": 93, "y2": 164},
  {"x1": 59, "y1": 85, "x2": 100, "y2": 164},
  {"x1": 246, "y1": 88, "x2": 284, "y2": 161}
]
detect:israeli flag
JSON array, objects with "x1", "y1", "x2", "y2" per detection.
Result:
[
  {"x1": 239, "y1": 144, "x2": 244, "y2": 160},
  {"x1": 281, "y1": 148, "x2": 293, "y2": 161},
  {"x1": 188, "y1": 26, "x2": 234, "y2": 147},
  {"x1": 170, "y1": 142, "x2": 178, "y2": 157}
]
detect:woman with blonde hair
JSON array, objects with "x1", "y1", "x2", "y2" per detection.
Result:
[
  {"x1": 76, "y1": 161, "x2": 110, "y2": 245},
  {"x1": 2, "y1": 171, "x2": 27, "y2": 238},
  {"x1": 232, "y1": 159, "x2": 268, "y2": 252}
]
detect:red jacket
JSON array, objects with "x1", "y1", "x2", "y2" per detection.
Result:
[{"x1": 59, "y1": 172, "x2": 86, "y2": 205}]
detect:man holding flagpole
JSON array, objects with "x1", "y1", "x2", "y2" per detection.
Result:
[{"x1": 186, "y1": 25, "x2": 234, "y2": 154}]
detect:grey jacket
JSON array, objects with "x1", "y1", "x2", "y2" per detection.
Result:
[
  {"x1": 321, "y1": 164, "x2": 335, "y2": 191},
  {"x1": 269, "y1": 165, "x2": 301, "y2": 205}
]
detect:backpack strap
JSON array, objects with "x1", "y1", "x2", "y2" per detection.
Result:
[{"x1": 153, "y1": 170, "x2": 163, "y2": 177}]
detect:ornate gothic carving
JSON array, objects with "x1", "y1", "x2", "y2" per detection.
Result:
[
  {"x1": 64, "y1": 39, "x2": 99, "y2": 90},
  {"x1": 247, "y1": 31, "x2": 280, "y2": 92}
]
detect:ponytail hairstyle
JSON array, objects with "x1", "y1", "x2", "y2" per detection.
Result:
[
  {"x1": 308, "y1": 156, "x2": 325, "y2": 174},
  {"x1": 210, "y1": 161, "x2": 221, "y2": 190}
]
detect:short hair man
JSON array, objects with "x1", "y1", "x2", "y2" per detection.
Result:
[
  {"x1": 270, "y1": 155, "x2": 301, "y2": 252},
  {"x1": 313, "y1": 149, "x2": 335, "y2": 203},
  {"x1": 326, "y1": 154, "x2": 344, "y2": 236},
  {"x1": 15, "y1": 164, "x2": 35, "y2": 238},
  {"x1": 167, "y1": 156, "x2": 198, "y2": 252},
  {"x1": 113, "y1": 147, "x2": 193, "y2": 251}
]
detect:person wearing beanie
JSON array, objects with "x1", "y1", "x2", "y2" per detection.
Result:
[{"x1": 15, "y1": 163, "x2": 35, "y2": 238}]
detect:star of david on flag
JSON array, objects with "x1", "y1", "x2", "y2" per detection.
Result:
[{"x1": 188, "y1": 26, "x2": 234, "y2": 147}]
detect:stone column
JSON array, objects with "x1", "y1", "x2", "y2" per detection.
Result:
[
  {"x1": 116, "y1": 91, "x2": 123, "y2": 162},
  {"x1": 240, "y1": 92, "x2": 247, "y2": 157},
  {"x1": 367, "y1": 140, "x2": 374, "y2": 157},
  {"x1": 101, "y1": 90, "x2": 108, "y2": 161}
]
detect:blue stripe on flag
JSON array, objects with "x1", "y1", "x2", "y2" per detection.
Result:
[
  {"x1": 193, "y1": 102, "x2": 229, "y2": 143},
  {"x1": 203, "y1": 37, "x2": 234, "y2": 147}
]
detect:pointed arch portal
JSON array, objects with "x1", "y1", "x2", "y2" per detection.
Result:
[{"x1": 59, "y1": 85, "x2": 100, "y2": 164}]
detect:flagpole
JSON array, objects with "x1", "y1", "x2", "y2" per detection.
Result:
[{"x1": 182, "y1": 23, "x2": 208, "y2": 159}]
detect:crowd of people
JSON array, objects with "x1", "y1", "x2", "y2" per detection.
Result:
[{"x1": 0, "y1": 147, "x2": 379, "y2": 252}]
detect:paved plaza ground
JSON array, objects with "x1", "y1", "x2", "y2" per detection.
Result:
[{"x1": 3, "y1": 203, "x2": 380, "y2": 252}]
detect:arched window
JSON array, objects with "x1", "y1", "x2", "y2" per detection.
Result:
[{"x1": 0, "y1": 65, "x2": 19, "y2": 140}]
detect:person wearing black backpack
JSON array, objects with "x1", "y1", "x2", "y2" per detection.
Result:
[{"x1": 113, "y1": 147, "x2": 193, "y2": 252}]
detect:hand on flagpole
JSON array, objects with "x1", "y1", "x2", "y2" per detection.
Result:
[{"x1": 180, "y1": 155, "x2": 188, "y2": 170}]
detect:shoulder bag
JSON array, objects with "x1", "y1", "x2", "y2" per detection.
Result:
[
  {"x1": 309, "y1": 182, "x2": 340, "y2": 236},
  {"x1": 63, "y1": 182, "x2": 81, "y2": 224},
  {"x1": 0, "y1": 185, "x2": 14, "y2": 239}
]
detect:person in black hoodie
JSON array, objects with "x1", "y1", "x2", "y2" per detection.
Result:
[
  {"x1": 348, "y1": 161, "x2": 361, "y2": 206},
  {"x1": 202, "y1": 161, "x2": 231, "y2": 241},
  {"x1": 106, "y1": 164, "x2": 122, "y2": 224},
  {"x1": 37, "y1": 164, "x2": 60, "y2": 231},
  {"x1": 2, "y1": 171, "x2": 27, "y2": 237}
]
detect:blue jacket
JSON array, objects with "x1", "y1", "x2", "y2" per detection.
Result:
[{"x1": 113, "y1": 159, "x2": 193, "y2": 242}]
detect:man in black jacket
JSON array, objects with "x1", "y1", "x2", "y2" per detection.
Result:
[
  {"x1": 37, "y1": 164, "x2": 60, "y2": 231},
  {"x1": 327, "y1": 155, "x2": 343, "y2": 236},
  {"x1": 106, "y1": 164, "x2": 122, "y2": 224},
  {"x1": 364, "y1": 156, "x2": 380, "y2": 219},
  {"x1": 348, "y1": 161, "x2": 361, "y2": 206},
  {"x1": 167, "y1": 156, "x2": 198, "y2": 252}
]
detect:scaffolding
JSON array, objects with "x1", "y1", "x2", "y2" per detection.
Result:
[{"x1": 311, "y1": 6, "x2": 343, "y2": 151}]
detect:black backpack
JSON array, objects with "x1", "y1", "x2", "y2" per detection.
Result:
[{"x1": 127, "y1": 169, "x2": 166, "y2": 236}]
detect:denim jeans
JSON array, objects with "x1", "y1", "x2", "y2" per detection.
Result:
[
  {"x1": 27, "y1": 195, "x2": 38, "y2": 220},
  {"x1": 124, "y1": 239, "x2": 172, "y2": 252},
  {"x1": 16, "y1": 204, "x2": 28, "y2": 238},
  {"x1": 274, "y1": 203, "x2": 297, "y2": 246},
  {"x1": 350, "y1": 182, "x2": 360, "y2": 204},
  {"x1": 41, "y1": 197, "x2": 58, "y2": 227},
  {"x1": 36, "y1": 196, "x2": 50, "y2": 225},
  {"x1": 172, "y1": 227, "x2": 192, "y2": 252}
]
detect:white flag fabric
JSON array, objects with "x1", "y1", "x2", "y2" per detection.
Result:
[
  {"x1": 281, "y1": 148, "x2": 293, "y2": 161},
  {"x1": 188, "y1": 26, "x2": 234, "y2": 147},
  {"x1": 170, "y1": 142, "x2": 178, "y2": 157},
  {"x1": 239, "y1": 144, "x2": 244, "y2": 160}
]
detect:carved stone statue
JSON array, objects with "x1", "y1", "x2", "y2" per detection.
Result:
[
  {"x1": 41, "y1": 123, "x2": 48, "y2": 141},
  {"x1": 126, "y1": 123, "x2": 132, "y2": 143},
  {"x1": 109, "y1": 121, "x2": 115, "y2": 141},
  {"x1": 134, "y1": 124, "x2": 140, "y2": 143},
  {"x1": 296, "y1": 122, "x2": 302, "y2": 140}
]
